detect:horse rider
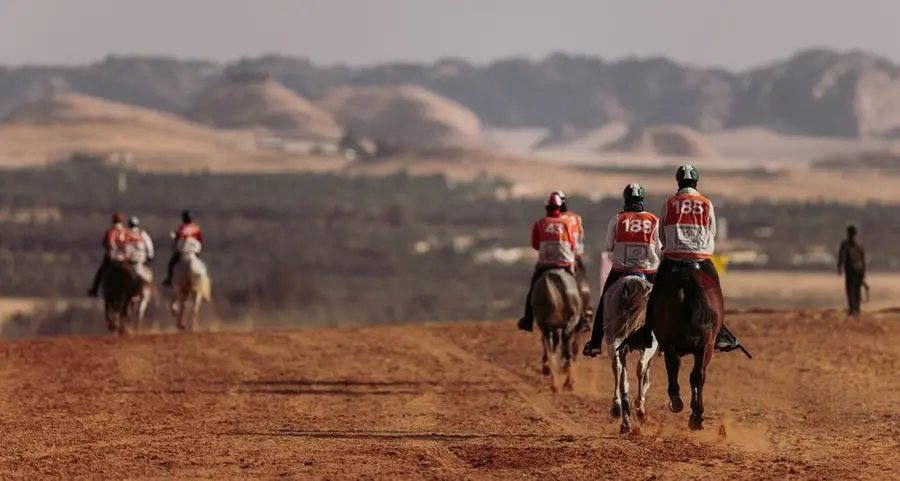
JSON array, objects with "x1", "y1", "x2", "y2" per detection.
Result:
[
  {"x1": 583, "y1": 183, "x2": 662, "y2": 356},
  {"x1": 629, "y1": 165, "x2": 741, "y2": 352},
  {"x1": 162, "y1": 210, "x2": 203, "y2": 287},
  {"x1": 517, "y1": 192, "x2": 578, "y2": 332},
  {"x1": 127, "y1": 216, "x2": 155, "y2": 282},
  {"x1": 555, "y1": 190, "x2": 591, "y2": 331},
  {"x1": 87, "y1": 212, "x2": 131, "y2": 297}
]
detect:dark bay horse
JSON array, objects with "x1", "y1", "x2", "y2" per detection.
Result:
[
  {"x1": 645, "y1": 259, "x2": 723, "y2": 431},
  {"x1": 532, "y1": 267, "x2": 583, "y2": 392},
  {"x1": 101, "y1": 258, "x2": 143, "y2": 335}
]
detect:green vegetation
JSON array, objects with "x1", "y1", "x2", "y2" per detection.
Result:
[{"x1": 0, "y1": 158, "x2": 894, "y2": 330}]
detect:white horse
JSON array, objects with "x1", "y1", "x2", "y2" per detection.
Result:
[
  {"x1": 169, "y1": 236, "x2": 211, "y2": 331},
  {"x1": 603, "y1": 273, "x2": 659, "y2": 434},
  {"x1": 124, "y1": 242, "x2": 156, "y2": 333}
]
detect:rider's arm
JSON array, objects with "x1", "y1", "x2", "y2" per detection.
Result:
[
  {"x1": 531, "y1": 221, "x2": 540, "y2": 250},
  {"x1": 651, "y1": 217, "x2": 663, "y2": 256},
  {"x1": 837, "y1": 241, "x2": 846, "y2": 273},
  {"x1": 143, "y1": 231, "x2": 155, "y2": 259},
  {"x1": 565, "y1": 222, "x2": 577, "y2": 251},
  {"x1": 603, "y1": 215, "x2": 616, "y2": 252},
  {"x1": 708, "y1": 201, "x2": 718, "y2": 239}
]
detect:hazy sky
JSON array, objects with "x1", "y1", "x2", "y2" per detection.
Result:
[{"x1": 1, "y1": 0, "x2": 897, "y2": 70}]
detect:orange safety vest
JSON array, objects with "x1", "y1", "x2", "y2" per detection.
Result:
[{"x1": 532, "y1": 215, "x2": 577, "y2": 267}]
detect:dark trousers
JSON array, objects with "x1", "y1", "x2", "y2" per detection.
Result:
[
  {"x1": 521, "y1": 264, "x2": 574, "y2": 328},
  {"x1": 90, "y1": 256, "x2": 111, "y2": 292},
  {"x1": 589, "y1": 269, "x2": 657, "y2": 344},
  {"x1": 845, "y1": 271, "x2": 864, "y2": 316},
  {"x1": 165, "y1": 252, "x2": 179, "y2": 280}
]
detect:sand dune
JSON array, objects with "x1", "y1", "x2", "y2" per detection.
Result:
[
  {"x1": 184, "y1": 74, "x2": 342, "y2": 141},
  {"x1": 316, "y1": 84, "x2": 484, "y2": 150}
]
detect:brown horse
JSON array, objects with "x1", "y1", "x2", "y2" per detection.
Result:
[
  {"x1": 645, "y1": 259, "x2": 723, "y2": 431},
  {"x1": 100, "y1": 258, "x2": 143, "y2": 335},
  {"x1": 573, "y1": 260, "x2": 593, "y2": 329},
  {"x1": 532, "y1": 267, "x2": 583, "y2": 392}
]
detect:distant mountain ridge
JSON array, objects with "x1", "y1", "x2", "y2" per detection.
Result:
[{"x1": 2, "y1": 47, "x2": 900, "y2": 139}]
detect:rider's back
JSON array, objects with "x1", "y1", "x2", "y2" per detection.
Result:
[
  {"x1": 660, "y1": 187, "x2": 716, "y2": 260},
  {"x1": 607, "y1": 210, "x2": 662, "y2": 273},
  {"x1": 532, "y1": 216, "x2": 576, "y2": 267}
]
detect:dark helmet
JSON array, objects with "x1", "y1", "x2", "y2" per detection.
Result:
[
  {"x1": 623, "y1": 183, "x2": 645, "y2": 202},
  {"x1": 181, "y1": 210, "x2": 193, "y2": 223},
  {"x1": 127, "y1": 216, "x2": 140, "y2": 228},
  {"x1": 112, "y1": 212, "x2": 124, "y2": 224},
  {"x1": 676, "y1": 164, "x2": 700, "y2": 186},
  {"x1": 847, "y1": 224, "x2": 858, "y2": 237}
]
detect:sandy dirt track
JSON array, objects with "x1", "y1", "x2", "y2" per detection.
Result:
[{"x1": 1, "y1": 311, "x2": 899, "y2": 480}]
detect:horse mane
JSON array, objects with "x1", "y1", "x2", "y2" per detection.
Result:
[{"x1": 604, "y1": 275, "x2": 653, "y2": 340}]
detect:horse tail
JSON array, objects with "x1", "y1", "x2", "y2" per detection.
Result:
[
  {"x1": 196, "y1": 274, "x2": 212, "y2": 303},
  {"x1": 605, "y1": 276, "x2": 653, "y2": 340},
  {"x1": 681, "y1": 269, "x2": 715, "y2": 332}
]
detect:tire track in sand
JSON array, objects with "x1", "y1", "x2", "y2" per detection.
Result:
[
  {"x1": 380, "y1": 328, "x2": 469, "y2": 474},
  {"x1": 410, "y1": 329, "x2": 586, "y2": 436}
]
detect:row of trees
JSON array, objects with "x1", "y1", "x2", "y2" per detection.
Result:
[{"x1": 0, "y1": 158, "x2": 891, "y2": 328}]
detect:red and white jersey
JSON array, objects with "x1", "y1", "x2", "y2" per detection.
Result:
[
  {"x1": 603, "y1": 210, "x2": 662, "y2": 273},
  {"x1": 561, "y1": 211, "x2": 586, "y2": 257},
  {"x1": 660, "y1": 187, "x2": 717, "y2": 260},
  {"x1": 531, "y1": 215, "x2": 577, "y2": 267}
]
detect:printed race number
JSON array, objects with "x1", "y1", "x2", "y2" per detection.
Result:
[
  {"x1": 673, "y1": 200, "x2": 705, "y2": 215},
  {"x1": 622, "y1": 218, "x2": 653, "y2": 234}
]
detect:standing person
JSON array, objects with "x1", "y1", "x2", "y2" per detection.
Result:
[
  {"x1": 162, "y1": 210, "x2": 203, "y2": 287},
  {"x1": 837, "y1": 225, "x2": 866, "y2": 319},
  {"x1": 583, "y1": 183, "x2": 662, "y2": 356},
  {"x1": 517, "y1": 192, "x2": 578, "y2": 332}
]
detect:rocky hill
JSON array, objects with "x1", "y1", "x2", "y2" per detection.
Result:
[{"x1": 2, "y1": 48, "x2": 900, "y2": 139}]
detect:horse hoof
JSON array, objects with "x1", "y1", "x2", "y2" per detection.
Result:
[
  {"x1": 563, "y1": 378, "x2": 574, "y2": 392},
  {"x1": 610, "y1": 404, "x2": 622, "y2": 419},
  {"x1": 669, "y1": 397, "x2": 684, "y2": 413},
  {"x1": 689, "y1": 415, "x2": 704, "y2": 431},
  {"x1": 636, "y1": 409, "x2": 646, "y2": 423},
  {"x1": 619, "y1": 424, "x2": 631, "y2": 436},
  {"x1": 542, "y1": 365, "x2": 551, "y2": 376}
]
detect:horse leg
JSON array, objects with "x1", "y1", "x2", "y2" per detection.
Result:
[
  {"x1": 190, "y1": 291, "x2": 203, "y2": 331},
  {"x1": 608, "y1": 346, "x2": 623, "y2": 419},
  {"x1": 136, "y1": 287, "x2": 151, "y2": 333},
  {"x1": 688, "y1": 349, "x2": 710, "y2": 431},
  {"x1": 635, "y1": 337, "x2": 659, "y2": 423},
  {"x1": 540, "y1": 323, "x2": 551, "y2": 377},
  {"x1": 176, "y1": 296, "x2": 187, "y2": 332},
  {"x1": 665, "y1": 348, "x2": 684, "y2": 413},
  {"x1": 561, "y1": 328, "x2": 574, "y2": 392},
  {"x1": 618, "y1": 349, "x2": 632, "y2": 434}
]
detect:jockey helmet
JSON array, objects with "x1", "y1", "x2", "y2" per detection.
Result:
[
  {"x1": 551, "y1": 190, "x2": 568, "y2": 212},
  {"x1": 623, "y1": 183, "x2": 645, "y2": 201},
  {"x1": 545, "y1": 192, "x2": 564, "y2": 209},
  {"x1": 676, "y1": 164, "x2": 699, "y2": 187},
  {"x1": 112, "y1": 212, "x2": 124, "y2": 224},
  {"x1": 181, "y1": 210, "x2": 193, "y2": 223},
  {"x1": 128, "y1": 216, "x2": 140, "y2": 228}
]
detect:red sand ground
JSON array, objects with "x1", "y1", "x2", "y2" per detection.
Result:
[{"x1": 1, "y1": 310, "x2": 898, "y2": 480}]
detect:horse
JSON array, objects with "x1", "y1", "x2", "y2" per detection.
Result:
[
  {"x1": 129, "y1": 261, "x2": 156, "y2": 332},
  {"x1": 573, "y1": 260, "x2": 593, "y2": 331},
  {"x1": 531, "y1": 267, "x2": 584, "y2": 392},
  {"x1": 645, "y1": 259, "x2": 724, "y2": 431},
  {"x1": 100, "y1": 257, "x2": 143, "y2": 335},
  {"x1": 602, "y1": 273, "x2": 658, "y2": 435},
  {"x1": 169, "y1": 239, "x2": 212, "y2": 332}
]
